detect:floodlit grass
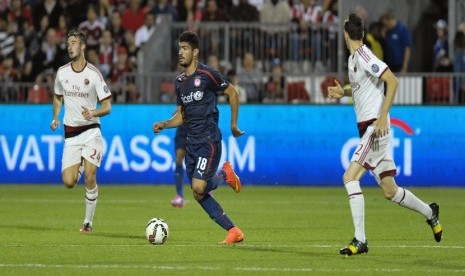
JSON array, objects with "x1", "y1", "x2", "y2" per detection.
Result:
[{"x1": 0, "y1": 185, "x2": 464, "y2": 275}]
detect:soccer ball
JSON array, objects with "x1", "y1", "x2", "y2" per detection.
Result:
[{"x1": 145, "y1": 218, "x2": 169, "y2": 245}]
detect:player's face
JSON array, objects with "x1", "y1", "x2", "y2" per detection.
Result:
[
  {"x1": 178, "y1": 42, "x2": 194, "y2": 67},
  {"x1": 67, "y1": 36, "x2": 82, "y2": 61}
]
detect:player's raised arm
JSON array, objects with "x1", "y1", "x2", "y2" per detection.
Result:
[
  {"x1": 153, "y1": 105, "x2": 184, "y2": 134},
  {"x1": 223, "y1": 84, "x2": 244, "y2": 138},
  {"x1": 51, "y1": 94, "x2": 63, "y2": 130}
]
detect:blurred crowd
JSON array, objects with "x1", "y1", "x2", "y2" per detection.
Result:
[{"x1": 0, "y1": 0, "x2": 463, "y2": 104}]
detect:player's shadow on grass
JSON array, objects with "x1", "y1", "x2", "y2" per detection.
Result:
[
  {"x1": 0, "y1": 224, "x2": 69, "y2": 232},
  {"x1": 228, "y1": 244, "x2": 328, "y2": 257},
  {"x1": 90, "y1": 232, "x2": 142, "y2": 240}
]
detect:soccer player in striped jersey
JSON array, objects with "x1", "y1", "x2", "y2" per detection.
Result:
[
  {"x1": 328, "y1": 14, "x2": 442, "y2": 255},
  {"x1": 153, "y1": 31, "x2": 245, "y2": 244},
  {"x1": 50, "y1": 30, "x2": 112, "y2": 233}
]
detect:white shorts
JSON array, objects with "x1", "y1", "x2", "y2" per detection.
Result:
[
  {"x1": 351, "y1": 125, "x2": 397, "y2": 184},
  {"x1": 62, "y1": 128, "x2": 103, "y2": 171}
]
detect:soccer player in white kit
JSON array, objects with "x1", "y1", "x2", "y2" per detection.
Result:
[
  {"x1": 328, "y1": 14, "x2": 442, "y2": 255},
  {"x1": 50, "y1": 30, "x2": 112, "y2": 233}
]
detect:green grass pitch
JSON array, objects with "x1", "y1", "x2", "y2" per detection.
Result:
[{"x1": 0, "y1": 184, "x2": 464, "y2": 275}]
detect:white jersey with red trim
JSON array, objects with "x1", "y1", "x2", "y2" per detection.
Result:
[
  {"x1": 54, "y1": 62, "x2": 111, "y2": 127},
  {"x1": 348, "y1": 44, "x2": 389, "y2": 123}
]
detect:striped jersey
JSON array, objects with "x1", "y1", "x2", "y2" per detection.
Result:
[
  {"x1": 54, "y1": 62, "x2": 111, "y2": 127},
  {"x1": 348, "y1": 44, "x2": 389, "y2": 123}
]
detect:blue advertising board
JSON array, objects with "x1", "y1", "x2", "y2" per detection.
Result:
[{"x1": 0, "y1": 104, "x2": 464, "y2": 186}]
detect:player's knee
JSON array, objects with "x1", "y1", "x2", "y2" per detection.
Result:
[
  {"x1": 62, "y1": 178, "x2": 76, "y2": 189},
  {"x1": 342, "y1": 172, "x2": 354, "y2": 184},
  {"x1": 193, "y1": 191, "x2": 204, "y2": 201}
]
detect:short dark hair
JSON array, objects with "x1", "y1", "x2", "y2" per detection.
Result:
[
  {"x1": 179, "y1": 31, "x2": 199, "y2": 50},
  {"x1": 67, "y1": 29, "x2": 87, "y2": 45},
  {"x1": 344, "y1": 13, "x2": 364, "y2": 40}
]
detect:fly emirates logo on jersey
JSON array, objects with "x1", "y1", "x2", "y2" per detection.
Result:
[{"x1": 340, "y1": 118, "x2": 417, "y2": 177}]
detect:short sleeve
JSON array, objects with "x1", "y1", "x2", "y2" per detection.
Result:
[
  {"x1": 360, "y1": 47, "x2": 388, "y2": 78},
  {"x1": 94, "y1": 72, "x2": 112, "y2": 101},
  {"x1": 54, "y1": 72, "x2": 63, "y2": 95},
  {"x1": 206, "y1": 67, "x2": 229, "y2": 94}
]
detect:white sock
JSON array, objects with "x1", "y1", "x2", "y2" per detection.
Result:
[
  {"x1": 84, "y1": 185, "x2": 99, "y2": 225},
  {"x1": 391, "y1": 187, "x2": 433, "y2": 219},
  {"x1": 345, "y1": 180, "x2": 366, "y2": 243}
]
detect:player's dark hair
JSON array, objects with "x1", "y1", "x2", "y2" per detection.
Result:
[
  {"x1": 179, "y1": 31, "x2": 199, "y2": 50},
  {"x1": 344, "y1": 13, "x2": 364, "y2": 40},
  {"x1": 67, "y1": 29, "x2": 87, "y2": 45}
]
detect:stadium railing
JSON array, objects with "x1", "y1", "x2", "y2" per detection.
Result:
[{"x1": 1, "y1": 72, "x2": 464, "y2": 105}]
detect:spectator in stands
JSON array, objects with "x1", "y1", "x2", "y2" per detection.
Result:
[
  {"x1": 237, "y1": 52, "x2": 263, "y2": 102},
  {"x1": 99, "y1": 30, "x2": 114, "y2": 78},
  {"x1": 122, "y1": 0, "x2": 146, "y2": 34},
  {"x1": 365, "y1": 21, "x2": 384, "y2": 60},
  {"x1": 27, "y1": 14, "x2": 48, "y2": 56},
  {"x1": 124, "y1": 30, "x2": 138, "y2": 72},
  {"x1": 62, "y1": 0, "x2": 87, "y2": 29},
  {"x1": 152, "y1": 0, "x2": 178, "y2": 21},
  {"x1": 381, "y1": 12, "x2": 411, "y2": 73},
  {"x1": 110, "y1": 46, "x2": 137, "y2": 102},
  {"x1": 0, "y1": 55, "x2": 21, "y2": 101},
  {"x1": 177, "y1": 0, "x2": 201, "y2": 29},
  {"x1": 96, "y1": 0, "x2": 113, "y2": 27},
  {"x1": 108, "y1": 10, "x2": 126, "y2": 48},
  {"x1": 8, "y1": 0, "x2": 33, "y2": 33},
  {"x1": 453, "y1": 31, "x2": 465, "y2": 103},
  {"x1": 9, "y1": 33, "x2": 32, "y2": 75},
  {"x1": 322, "y1": 0, "x2": 338, "y2": 72},
  {"x1": 0, "y1": 13, "x2": 15, "y2": 57},
  {"x1": 55, "y1": 14, "x2": 69, "y2": 50},
  {"x1": 79, "y1": 5, "x2": 105, "y2": 51},
  {"x1": 230, "y1": 0, "x2": 259, "y2": 22},
  {"x1": 31, "y1": 27, "x2": 65, "y2": 80},
  {"x1": 135, "y1": 12, "x2": 156, "y2": 49},
  {"x1": 263, "y1": 58, "x2": 285, "y2": 103},
  {"x1": 433, "y1": 19, "x2": 449, "y2": 72},
  {"x1": 201, "y1": 0, "x2": 229, "y2": 22},
  {"x1": 32, "y1": 0, "x2": 63, "y2": 31},
  {"x1": 261, "y1": 0, "x2": 290, "y2": 64}
]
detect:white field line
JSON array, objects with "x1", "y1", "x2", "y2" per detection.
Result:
[
  {"x1": 0, "y1": 263, "x2": 465, "y2": 273},
  {"x1": 0, "y1": 243, "x2": 463, "y2": 249}
]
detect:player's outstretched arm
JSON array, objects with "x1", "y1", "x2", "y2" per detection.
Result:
[
  {"x1": 50, "y1": 94, "x2": 63, "y2": 131},
  {"x1": 328, "y1": 79, "x2": 350, "y2": 99},
  {"x1": 224, "y1": 84, "x2": 244, "y2": 138},
  {"x1": 153, "y1": 106, "x2": 184, "y2": 134}
]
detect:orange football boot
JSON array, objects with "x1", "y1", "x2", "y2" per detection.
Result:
[
  {"x1": 220, "y1": 226, "x2": 244, "y2": 244},
  {"x1": 222, "y1": 161, "x2": 242, "y2": 193}
]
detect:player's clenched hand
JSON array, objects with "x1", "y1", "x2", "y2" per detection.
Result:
[
  {"x1": 232, "y1": 126, "x2": 245, "y2": 138},
  {"x1": 81, "y1": 106, "x2": 94, "y2": 120},
  {"x1": 153, "y1": 122, "x2": 165, "y2": 134},
  {"x1": 328, "y1": 79, "x2": 344, "y2": 99},
  {"x1": 372, "y1": 117, "x2": 389, "y2": 137},
  {"x1": 50, "y1": 119, "x2": 60, "y2": 131}
]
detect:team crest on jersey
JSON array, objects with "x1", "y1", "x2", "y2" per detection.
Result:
[
  {"x1": 194, "y1": 77, "x2": 201, "y2": 87},
  {"x1": 193, "y1": 90, "x2": 203, "y2": 101},
  {"x1": 84, "y1": 78, "x2": 89, "y2": 85},
  {"x1": 372, "y1": 64, "x2": 379, "y2": 73}
]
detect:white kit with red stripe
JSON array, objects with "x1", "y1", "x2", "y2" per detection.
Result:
[
  {"x1": 348, "y1": 44, "x2": 389, "y2": 124},
  {"x1": 54, "y1": 62, "x2": 112, "y2": 127}
]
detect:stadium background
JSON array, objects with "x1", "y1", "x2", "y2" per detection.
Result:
[{"x1": 1, "y1": 0, "x2": 464, "y2": 187}]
